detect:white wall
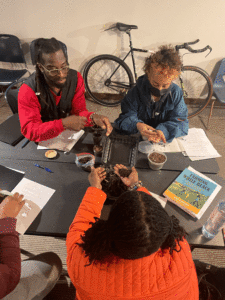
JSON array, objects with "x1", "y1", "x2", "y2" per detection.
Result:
[{"x1": 1, "y1": 0, "x2": 224, "y2": 77}]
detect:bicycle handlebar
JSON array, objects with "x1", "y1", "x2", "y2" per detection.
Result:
[{"x1": 175, "y1": 40, "x2": 212, "y2": 57}]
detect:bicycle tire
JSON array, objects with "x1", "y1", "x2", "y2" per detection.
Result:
[
  {"x1": 175, "y1": 66, "x2": 213, "y2": 118},
  {"x1": 83, "y1": 54, "x2": 134, "y2": 107}
]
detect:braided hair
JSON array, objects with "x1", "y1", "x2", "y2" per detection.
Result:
[
  {"x1": 77, "y1": 191, "x2": 187, "y2": 266},
  {"x1": 143, "y1": 44, "x2": 182, "y2": 74},
  {"x1": 34, "y1": 38, "x2": 66, "y2": 106}
]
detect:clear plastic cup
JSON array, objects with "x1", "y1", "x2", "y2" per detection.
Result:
[{"x1": 147, "y1": 151, "x2": 167, "y2": 170}]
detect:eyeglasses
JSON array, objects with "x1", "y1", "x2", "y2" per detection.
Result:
[{"x1": 39, "y1": 63, "x2": 70, "y2": 76}]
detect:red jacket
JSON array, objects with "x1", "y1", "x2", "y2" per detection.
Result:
[
  {"x1": 0, "y1": 218, "x2": 21, "y2": 299},
  {"x1": 66, "y1": 187, "x2": 199, "y2": 300},
  {"x1": 18, "y1": 72, "x2": 94, "y2": 142}
]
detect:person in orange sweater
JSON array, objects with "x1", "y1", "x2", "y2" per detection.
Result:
[{"x1": 66, "y1": 165, "x2": 199, "y2": 300}]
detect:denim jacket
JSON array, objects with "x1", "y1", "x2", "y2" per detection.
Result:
[{"x1": 115, "y1": 74, "x2": 189, "y2": 143}]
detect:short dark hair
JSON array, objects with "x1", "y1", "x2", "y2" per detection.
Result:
[
  {"x1": 143, "y1": 45, "x2": 182, "y2": 74},
  {"x1": 77, "y1": 191, "x2": 187, "y2": 266}
]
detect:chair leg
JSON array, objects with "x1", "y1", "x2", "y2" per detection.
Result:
[{"x1": 207, "y1": 99, "x2": 216, "y2": 129}]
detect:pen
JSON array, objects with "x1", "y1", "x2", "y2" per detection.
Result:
[
  {"x1": 34, "y1": 163, "x2": 53, "y2": 173},
  {"x1": 21, "y1": 139, "x2": 30, "y2": 149}
]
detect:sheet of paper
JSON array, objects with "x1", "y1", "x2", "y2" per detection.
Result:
[
  {"x1": 152, "y1": 138, "x2": 184, "y2": 153},
  {"x1": 179, "y1": 128, "x2": 221, "y2": 161},
  {"x1": 149, "y1": 191, "x2": 167, "y2": 208},
  {"x1": 139, "y1": 138, "x2": 184, "y2": 154},
  {"x1": 37, "y1": 129, "x2": 84, "y2": 151},
  {"x1": 11, "y1": 178, "x2": 55, "y2": 234}
]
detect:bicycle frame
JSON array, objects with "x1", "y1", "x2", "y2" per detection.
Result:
[{"x1": 107, "y1": 30, "x2": 153, "y2": 84}]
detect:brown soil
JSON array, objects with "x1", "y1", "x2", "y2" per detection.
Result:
[
  {"x1": 148, "y1": 152, "x2": 166, "y2": 163},
  {"x1": 79, "y1": 157, "x2": 92, "y2": 164},
  {"x1": 92, "y1": 124, "x2": 102, "y2": 130},
  {"x1": 101, "y1": 166, "x2": 128, "y2": 200},
  {"x1": 119, "y1": 168, "x2": 132, "y2": 177}
]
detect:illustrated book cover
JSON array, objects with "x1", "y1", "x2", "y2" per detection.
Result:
[{"x1": 163, "y1": 166, "x2": 222, "y2": 219}]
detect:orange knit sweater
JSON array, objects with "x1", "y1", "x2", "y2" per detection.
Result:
[{"x1": 66, "y1": 187, "x2": 199, "y2": 300}]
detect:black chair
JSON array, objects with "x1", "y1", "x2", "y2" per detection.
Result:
[
  {"x1": 30, "y1": 39, "x2": 68, "y2": 65},
  {"x1": 4, "y1": 78, "x2": 26, "y2": 114},
  {"x1": 0, "y1": 34, "x2": 29, "y2": 87}
]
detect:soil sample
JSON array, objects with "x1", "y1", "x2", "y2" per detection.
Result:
[
  {"x1": 101, "y1": 166, "x2": 129, "y2": 200},
  {"x1": 148, "y1": 152, "x2": 167, "y2": 171},
  {"x1": 119, "y1": 168, "x2": 132, "y2": 177},
  {"x1": 93, "y1": 133, "x2": 102, "y2": 146},
  {"x1": 148, "y1": 152, "x2": 166, "y2": 163},
  {"x1": 79, "y1": 157, "x2": 92, "y2": 164}
]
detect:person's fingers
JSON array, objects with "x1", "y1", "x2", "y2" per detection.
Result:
[
  {"x1": 131, "y1": 166, "x2": 137, "y2": 173},
  {"x1": 19, "y1": 200, "x2": 26, "y2": 208},
  {"x1": 159, "y1": 133, "x2": 166, "y2": 143},
  {"x1": 12, "y1": 192, "x2": 20, "y2": 198},
  {"x1": 103, "y1": 119, "x2": 113, "y2": 136}
]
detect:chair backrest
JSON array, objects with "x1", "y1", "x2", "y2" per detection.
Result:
[
  {"x1": 5, "y1": 78, "x2": 26, "y2": 114},
  {"x1": 213, "y1": 58, "x2": 225, "y2": 103},
  {"x1": 30, "y1": 39, "x2": 68, "y2": 65},
  {"x1": 0, "y1": 34, "x2": 26, "y2": 64}
]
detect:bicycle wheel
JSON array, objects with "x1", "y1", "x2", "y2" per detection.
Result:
[
  {"x1": 174, "y1": 66, "x2": 213, "y2": 118},
  {"x1": 83, "y1": 54, "x2": 134, "y2": 107}
]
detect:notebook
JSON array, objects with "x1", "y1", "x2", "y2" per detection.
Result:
[{"x1": 0, "y1": 114, "x2": 24, "y2": 146}]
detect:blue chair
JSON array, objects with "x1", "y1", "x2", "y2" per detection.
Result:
[{"x1": 208, "y1": 59, "x2": 225, "y2": 128}]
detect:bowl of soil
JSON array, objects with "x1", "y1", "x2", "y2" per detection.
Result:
[
  {"x1": 147, "y1": 151, "x2": 167, "y2": 170},
  {"x1": 75, "y1": 153, "x2": 95, "y2": 172},
  {"x1": 101, "y1": 166, "x2": 132, "y2": 201}
]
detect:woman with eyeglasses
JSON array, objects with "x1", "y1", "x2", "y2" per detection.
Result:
[
  {"x1": 66, "y1": 165, "x2": 199, "y2": 300},
  {"x1": 18, "y1": 38, "x2": 112, "y2": 142}
]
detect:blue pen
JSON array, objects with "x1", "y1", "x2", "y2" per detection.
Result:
[{"x1": 34, "y1": 163, "x2": 53, "y2": 173}]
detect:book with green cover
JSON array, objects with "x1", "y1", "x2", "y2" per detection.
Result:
[{"x1": 163, "y1": 166, "x2": 222, "y2": 219}]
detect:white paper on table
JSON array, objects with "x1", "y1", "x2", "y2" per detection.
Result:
[
  {"x1": 37, "y1": 129, "x2": 84, "y2": 152},
  {"x1": 149, "y1": 191, "x2": 167, "y2": 208},
  {"x1": 11, "y1": 178, "x2": 55, "y2": 235},
  {"x1": 179, "y1": 128, "x2": 221, "y2": 161},
  {"x1": 139, "y1": 138, "x2": 184, "y2": 154}
]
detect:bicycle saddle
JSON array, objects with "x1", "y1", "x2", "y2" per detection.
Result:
[{"x1": 106, "y1": 22, "x2": 138, "y2": 32}]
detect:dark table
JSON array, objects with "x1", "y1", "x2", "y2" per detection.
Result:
[
  {"x1": 0, "y1": 158, "x2": 224, "y2": 248},
  {"x1": 0, "y1": 130, "x2": 220, "y2": 174}
]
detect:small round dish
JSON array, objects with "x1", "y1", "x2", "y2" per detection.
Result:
[
  {"x1": 45, "y1": 150, "x2": 58, "y2": 159},
  {"x1": 138, "y1": 141, "x2": 153, "y2": 154}
]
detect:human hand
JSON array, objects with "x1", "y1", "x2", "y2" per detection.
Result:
[
  {"x1": 62, "y1": 115, "x2": 87, "y2": 131},
  {"x1": 92, "y1": 114, "x2": 113, "y2": 136},
  {"x1": 137, "y1": 123, "x2": 166, "y2": 143},
  {"x1": 0, "y1": 191, "x2": 26, "y2": 219},
  {"x1": 88, "y1": 166, "x2": 106, "y2": 189},
  {"x1": 114, "y1": 164, "x2": 139, "y2": 187}
]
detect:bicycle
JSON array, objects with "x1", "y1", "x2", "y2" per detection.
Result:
[{"x1": 83, "y1": 22, "x2": 213, "y2": 118}]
